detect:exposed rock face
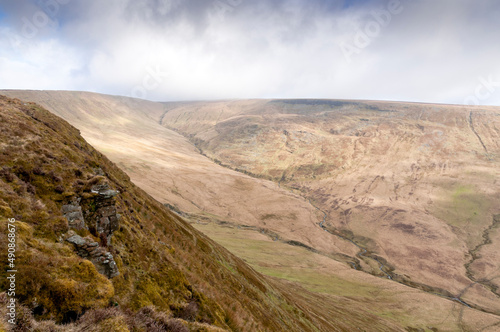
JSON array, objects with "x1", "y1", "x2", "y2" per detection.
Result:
[
  {"x1": 87, "y1": 183, "x2": 121, "y2": 244},
  {"x1": 62, "y1": 197, "x2": 86, "y2": 230},
  {"x1": 66, "y1": 233, "x2": 119, "y2": 278},
  {"x1": 62, "y1": 180, "x2": 121, "y2": 278}
]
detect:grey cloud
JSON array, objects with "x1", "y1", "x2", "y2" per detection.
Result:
[{"x1": 0, "y1": 0, "x2": 499, "y2": 105}]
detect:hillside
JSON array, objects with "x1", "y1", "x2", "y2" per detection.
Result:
[
  {"x1": 0, "y1": 92, "x2": 331, "y2": 256},
  {"x1": 0, "y1": 94, "x2": 402, "y2": 331},
  {"x1": 2, "y1": 90, "x2": 500, "y2": 331},
  {"x1": 159, "y1": 99, "x2": 500, "y2": 312}
]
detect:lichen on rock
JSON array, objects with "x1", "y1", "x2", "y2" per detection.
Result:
[
  {"x1": 62, "y1": 197, "x2": 86, "y2": 230},
  {"x1": 62, "y1": 179, "x2": 121, "y2": 279},
  {"x1": 86, "y1": 182, "x2": 121, "y2": 243},
  {"x1": 66, "y1": 232, "x2": 120, "y2": 278}
]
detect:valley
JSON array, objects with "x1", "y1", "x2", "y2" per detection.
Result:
[
  {"x1": 3, "y1": 90, "x2": 500, "y2": 331},
  {"x1": 158, "y1": 99, "x2": 500, "y2": 313}
]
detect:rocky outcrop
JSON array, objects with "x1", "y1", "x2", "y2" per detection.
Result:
[
  {"x1": 62, "y1": 179, "x2": 121, "y2": 278},
  {"x1": 87, "y1": 183, "x2": 121, "y2": 244},
  {"x1": 66, "y1": 233, "x2": 119, "y2": 278},
  {"x1": 62, "y1": 197, "x2": 86, "y2": 230}
]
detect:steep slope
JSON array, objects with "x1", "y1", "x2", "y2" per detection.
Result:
[
  {"x1": 0, "y1": 95, "x2": 396, "y2": 331},
  {"x1": 2, "y1": 91, "x2": 500, "y2": 331}
]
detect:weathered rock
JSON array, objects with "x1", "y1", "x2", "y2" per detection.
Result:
[
  {"x1": 65, "y1": 234, "x2": 119, "y2": 278},
  {"x1": 63, "y1": 179, "x2": 121, "y2": 279},
  {"x1": 98, "y1": 217, "x2": 110, "y2": 234},
  {"x1": 91, "y1": 184, "x2": 119, "y2": 198},
  {"x1": 62, "y1": 198, "x2": 86, "y2": 230},
  {"x1": 82, "y1": 183, "x2": 121, "y2": 242},
  {"x1": 93, "y1": 167, "x2": 105, "y2": 176},
  {"x1": 105, "y1": 260, "x2": 119, "y2": 278},
  {"x1": 100, "y1": 206, "x2": 116, "y2": 217},
  {"x1": 66, "y1": 235, "x2": 87, "y2": 246}
]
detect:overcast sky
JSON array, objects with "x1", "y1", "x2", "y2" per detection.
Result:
[{"x1": 0, "y1": 0, "x2": 499, "y2": 105}]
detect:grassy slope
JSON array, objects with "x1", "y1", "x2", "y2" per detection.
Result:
[
  {"x1": 192, "y1": 221, "x2": 500, "y2": 331},
  {"x1": 0, "y1": 95, "x2": 372, "y2": 331}
]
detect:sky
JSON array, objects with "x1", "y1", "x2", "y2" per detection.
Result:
[{"x1": 0, "y1": 0, "x2": 499, "y2": 105}]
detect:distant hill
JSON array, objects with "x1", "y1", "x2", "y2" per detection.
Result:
[{"x1": 159, "y1": 98, "x2": 500, "y2": 314}]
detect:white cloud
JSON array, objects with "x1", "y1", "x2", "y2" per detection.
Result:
[
  {"x1": 0, "y1": 0, "x2": 499, "y2": 105},
  {"x1": 0, "y1": 37, "x2": 81, "y2": 90}
]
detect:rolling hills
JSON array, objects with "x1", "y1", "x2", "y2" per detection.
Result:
[
  {"x1": 160, "y1": 98, "x2": 500, "y2": 314},
  {"x1": 2, "y1": 90, "x2": 500, "y2": 331}
]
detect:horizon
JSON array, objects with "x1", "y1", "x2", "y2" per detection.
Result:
[
  {"x1": 3, "y1": 88, "x2": 500, "y2": 108},
  {"x1": 1, "y1": 0, "x2": 499, "y2": 106}
]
